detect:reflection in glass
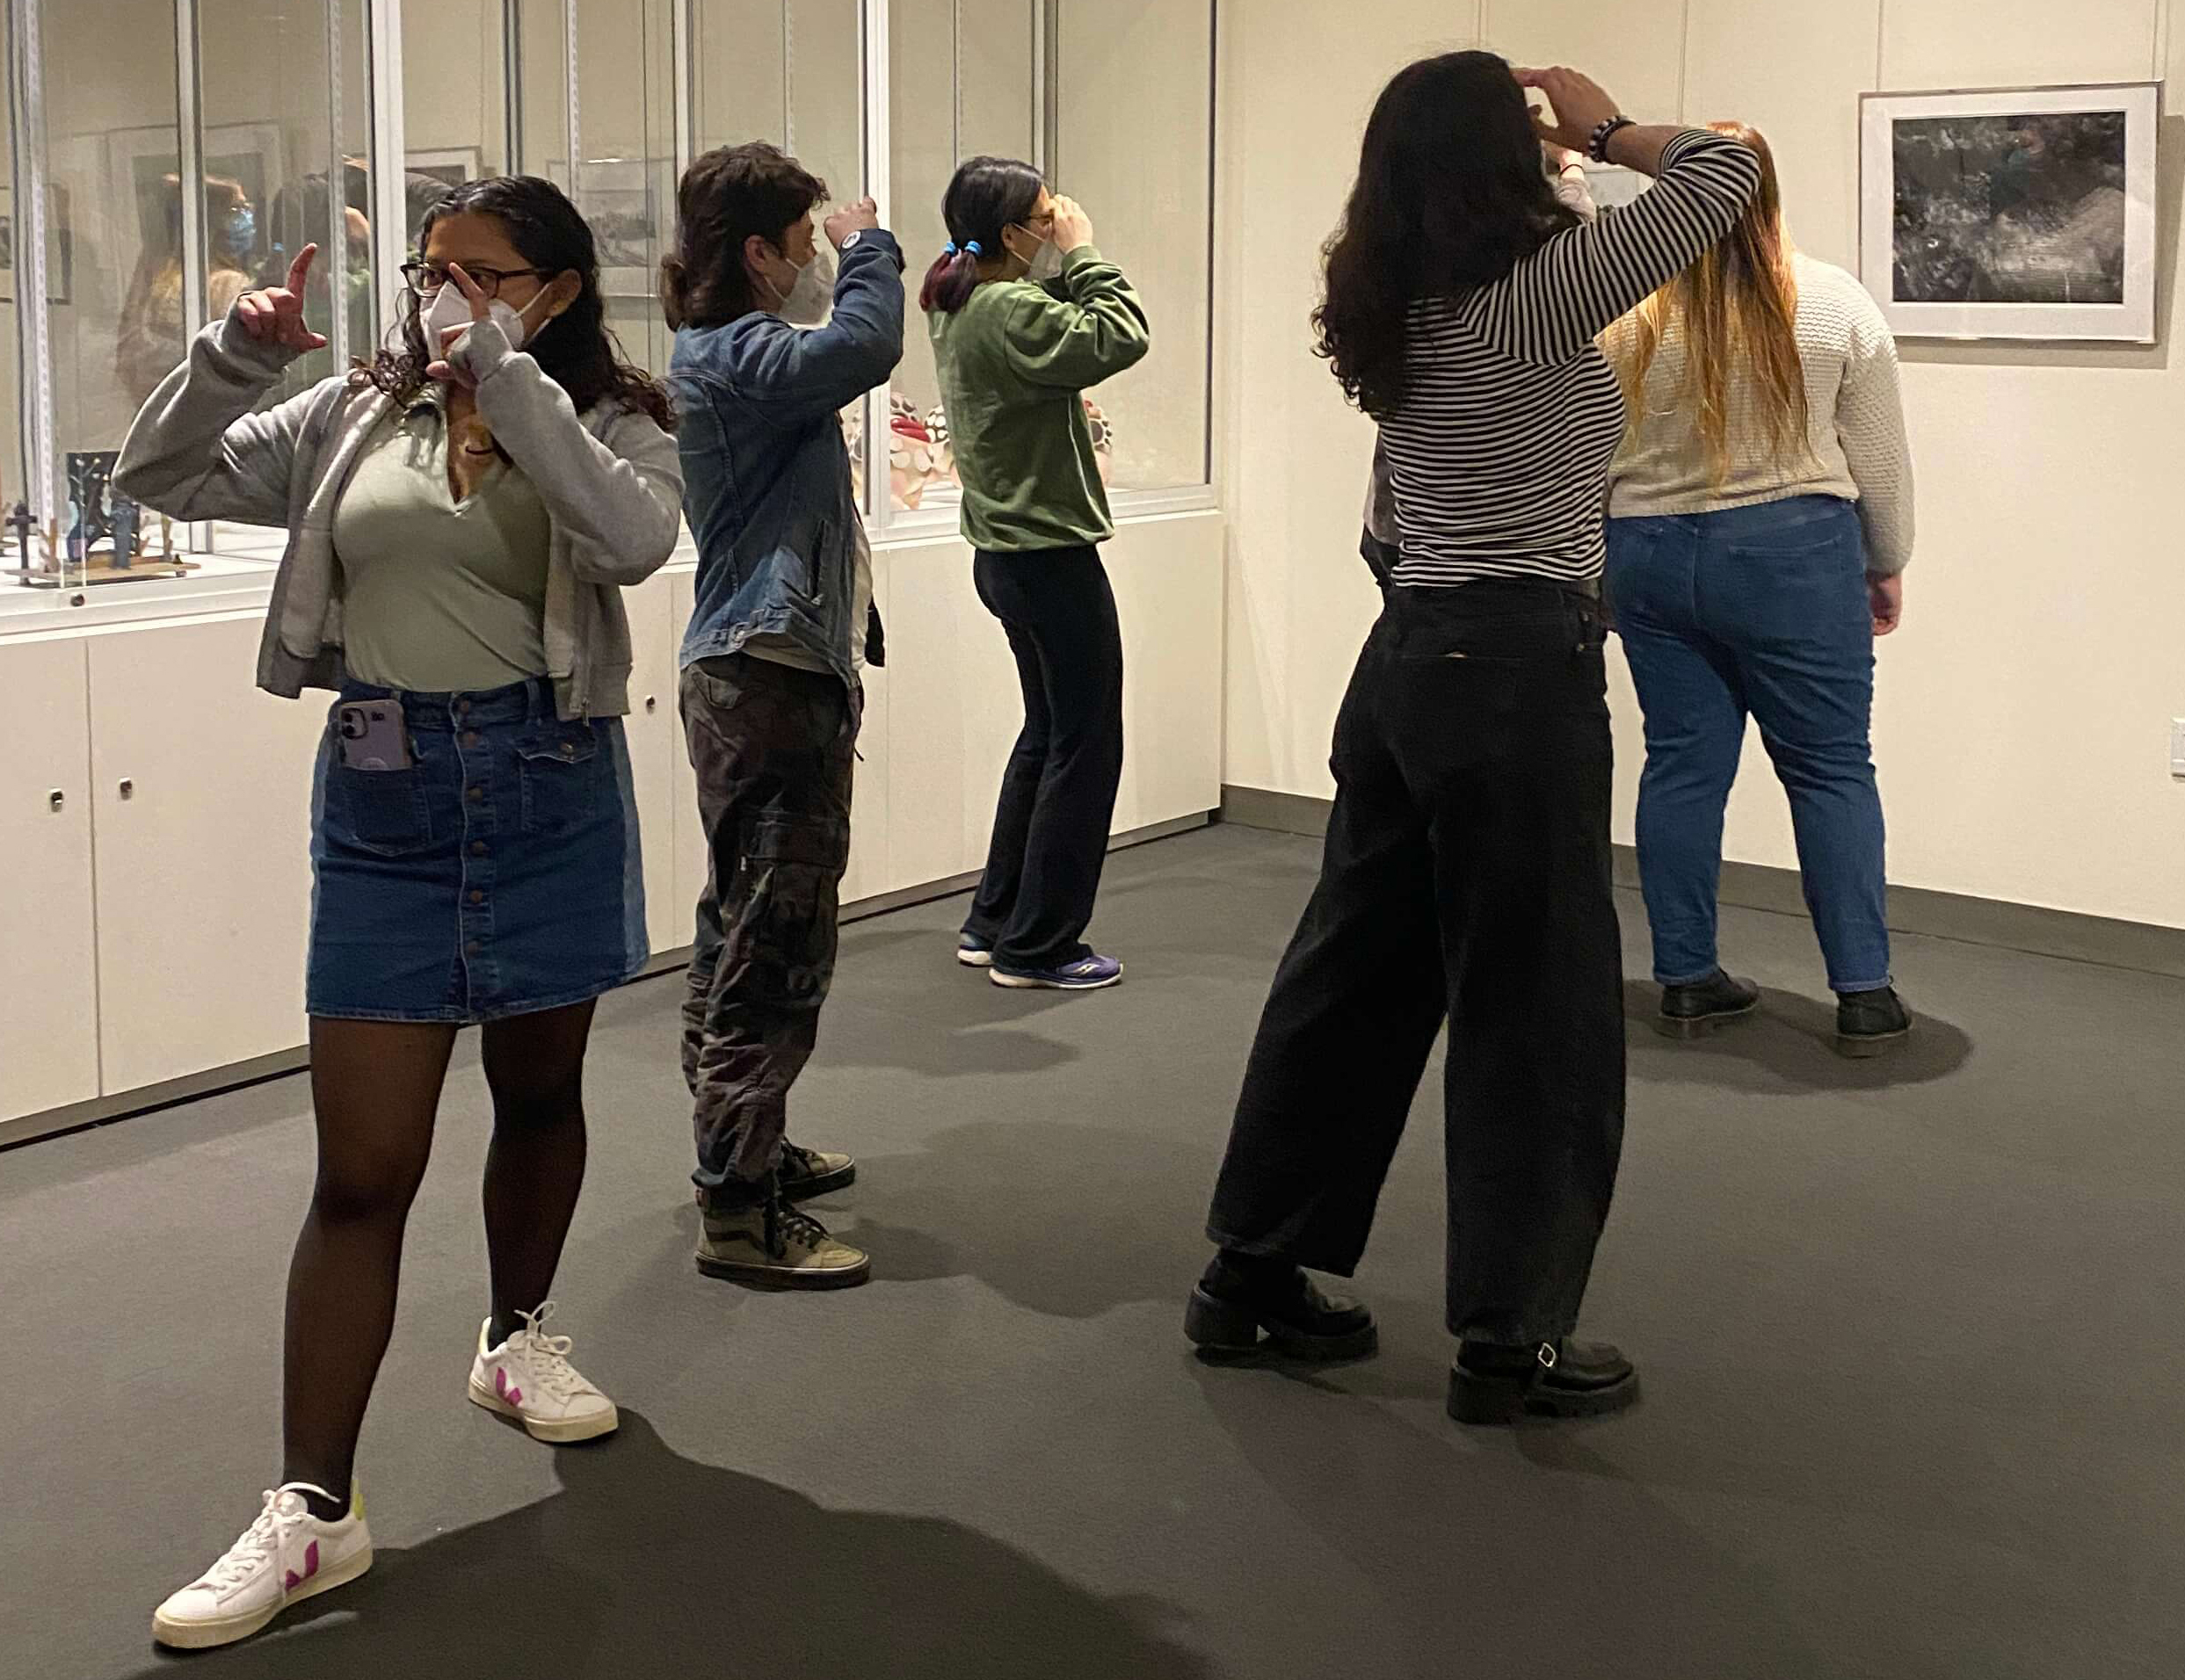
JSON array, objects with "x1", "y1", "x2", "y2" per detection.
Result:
[
  {"x1": 41, "y1": 0, "x2": 182, "y2": 500},
  {"x1": 889, "y1": 0, "x2": 1037, "y2": 511},
  {"x1": 1056, "y1": 0, "x2": 1212, "y2": 493}
]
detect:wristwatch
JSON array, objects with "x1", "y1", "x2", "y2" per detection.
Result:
[{"x1": 841, "y1": 229, "x2": 865, "y2": 252}]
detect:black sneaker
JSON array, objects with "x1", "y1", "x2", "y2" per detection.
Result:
[
  {"x1": 1657, "y1": 969, "x2": 1760, "y2": 1039},
  {"x1": 1184, "y1": 1252, "x2": 1378, "y2": 1362},
  {"x1": 1836, "y1": 987, "x2": 1911, "y2": 1058},
  {"x1": 1448, "y1": 1337, "x2": 1639, "y2": 1425}
]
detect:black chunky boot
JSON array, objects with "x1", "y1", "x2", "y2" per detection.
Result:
[
  {"x1": 1448, "y1": 1337, "x2": 1639, "y2": 1425},
  {"x1": 1657, "y1": 969, "x2": 1760, "y2": 1039},
  {"x1": 1184, "y1": 1251, "x2": 1378, "y2": 1362},
  {"x1": 1836, "y1": 986, "x2": 1911, "y2": 1057}
]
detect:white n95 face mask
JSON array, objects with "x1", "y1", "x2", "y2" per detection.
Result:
[
  {"x1": 1022, "y1": 237, "x2": 1065, "y2": 284},
  {"x1": 772, "y1": 245, "x2": 838, "y2": 327},
  {"x1": 423, "y1": 282, "x2": 543, "y2": 359}
]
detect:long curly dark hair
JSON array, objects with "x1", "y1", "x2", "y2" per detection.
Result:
[
  {"x1": 356, "y1": 175, "x2": 674, "y2": 431},
  {"x1": 1316, "y1": 52, "x2": 1581, "y2": 417}
]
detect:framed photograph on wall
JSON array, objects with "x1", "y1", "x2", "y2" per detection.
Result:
[
  {"x1": 408, "y1": 147, "x2": 483, "y2": 192},
  {"x1": 1859, "y1": 83, "x2": 2159, "y2": 343}
]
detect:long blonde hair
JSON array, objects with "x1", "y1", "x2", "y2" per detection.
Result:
[{"x1": 1610, "y1": 123, "x2": 1807, "y2": 483}]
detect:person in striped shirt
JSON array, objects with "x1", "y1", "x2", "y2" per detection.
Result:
[{"x1": 1187, "y1": 56, "x2": 1760, "y2": 1426}]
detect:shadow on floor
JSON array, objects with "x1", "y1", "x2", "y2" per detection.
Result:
[
  {"x1": 715, "y1": 1119, "x2": 1223, "y2": 1322},
  {"x1": 1182, "y1": 1358, "x2": 1829, "y2": 1675},
  {"x1": 1622, "y1": 981, "x2": 1972, "y2": 1091},
  {"x1": 134, "y1": 1413, "x2": 1209, "y2": 1679}
]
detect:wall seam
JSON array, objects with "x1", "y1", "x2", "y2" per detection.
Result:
[{"x1": 1675, "y1": 0, "x2": 1690, "y2": 119}]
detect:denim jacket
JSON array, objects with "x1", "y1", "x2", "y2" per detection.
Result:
[{"x1": 671, "y1": 229, "x2": 905, "y2": 686}]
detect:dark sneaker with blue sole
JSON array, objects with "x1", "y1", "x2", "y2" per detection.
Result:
[{"x1": 990, "y1": 953, "x2": 1123, "y2": 991}]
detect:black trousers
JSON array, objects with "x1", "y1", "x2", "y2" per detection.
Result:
[
  {"x1": 963, "y1": 546, "x2": 1126, "y2": 969},
  {"x1": 1206, "y1": 581, "x2": 1627, "y2": 1347}
]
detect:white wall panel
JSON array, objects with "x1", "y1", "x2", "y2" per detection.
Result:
[
  {"x1": 1681, "y1": 0, "x2": 1881, "y2": 267},
  {"x1": 1483, "y1": 0, "x2": 1687, "y2": 122},
  {"x1": 1879, "y1": 0, "x2": 2160, "y2": 93}
]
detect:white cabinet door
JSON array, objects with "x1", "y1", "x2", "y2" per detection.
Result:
[
  {"x1": 89, "y1": 618, "x2": 325, "y2": 1096},
  {"x1": 667, "y1": 571, "x2": 707, "y2": 952},
  {"x1": 844, "y1": 545, "x2": 892, "y2": 906},
  {"x1": 621, "y1": 574, "x2": 684, "y2": 957},
  {"x1": 0, "y1": 636, "x2": 99, "y2": 1122}
]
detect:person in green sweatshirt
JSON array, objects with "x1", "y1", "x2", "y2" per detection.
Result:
[{"x1": 921, "y1": 156, "x2": 1151, "y2": 992}]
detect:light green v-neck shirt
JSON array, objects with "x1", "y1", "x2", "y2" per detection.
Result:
[{"x1": 333, "y1": 402, "x2": 554, "y2": 693}]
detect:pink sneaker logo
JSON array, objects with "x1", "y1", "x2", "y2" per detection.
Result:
[
  {"x1": 496, "y1": 1367, "x2": 523, "y2": 1408},
  {"x1": 284, "y1": 1541, "x2": 320, "y2": 1593}
]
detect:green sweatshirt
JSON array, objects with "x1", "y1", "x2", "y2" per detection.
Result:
[{"x1": 931, "y1": 245, "x2": 1151, "y2": 554}]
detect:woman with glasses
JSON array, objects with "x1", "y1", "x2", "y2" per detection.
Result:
[
  {"x1": 922, "y1": 157, "x2": 1150, "y2": 992},
  {"x1": 117, "y1": 176, "x2": 682, "y2": 1648}
]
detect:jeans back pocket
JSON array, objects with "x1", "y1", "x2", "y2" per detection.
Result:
[{"x1": 518, "y1": 726, "x2": 605, "y2": 836}]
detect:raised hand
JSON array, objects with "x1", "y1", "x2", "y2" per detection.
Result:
[
  {"x1": 234, "y1": 245, "x2": 330, "y2": 351},
  {"x1": 1050, "y1": 195, "x2": 1094, "y2": 255},
  {"x1": 1514, "y1": 67, "x2": 1622, "y2": 156},
  {"x1": 824, "y1": 197, "x2": 882, "y2": 249},
  {"x1": 425, "y1": 261, "x2": 494, "y2": 387}
]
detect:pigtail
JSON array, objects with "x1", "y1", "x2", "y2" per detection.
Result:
[{"x1": 918, "y1": 241, "x2": 985, "y2": 315}]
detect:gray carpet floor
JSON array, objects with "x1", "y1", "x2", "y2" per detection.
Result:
[{"x1": 3, "y1": 823, "x2": 2180, "y2": 1678}]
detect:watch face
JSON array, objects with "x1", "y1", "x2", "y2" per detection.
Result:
[{"x1": 842, "y1": 230, "x2": 863, "y2": 251}]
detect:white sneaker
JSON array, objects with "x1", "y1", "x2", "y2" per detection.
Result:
[
  {"x1": 152, "y1": 1482, "x2": 373, "y2": 1649},
  {"x1": 467, "y1": 1301, "x2": 620, "y2": 1443}
]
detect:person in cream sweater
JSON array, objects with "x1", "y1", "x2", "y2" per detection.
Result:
[{"x1": 1602, "y1": 122, "x2": 1915, "y2": 1058}]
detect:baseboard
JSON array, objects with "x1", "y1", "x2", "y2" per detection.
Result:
[
  {"x1": 0, "y1": 812, "x2": 1216, "y2": 1154},
  {"x1": 1219, "y1": 784, "x2": 2185, "y2": 981}
]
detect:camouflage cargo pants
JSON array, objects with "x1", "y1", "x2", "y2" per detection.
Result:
[{"x1": 679, "y1": 653, "x2": 857, "y2": 1194}]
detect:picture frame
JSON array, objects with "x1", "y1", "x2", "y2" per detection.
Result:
[
  {"x1": 0, "y1": 184, "x2": 75, "y2": 305},
  {"x1": 1858, "y1": 83, "x2": 2159, "y2": 344},
  {"x1": 408, "y1": 147, "x2": 484, "y2": 193},
  {"x1": 576, "y1": 156, "x2": 667, "y2": 299}
]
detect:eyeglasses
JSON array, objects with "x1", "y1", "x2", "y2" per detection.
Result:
[{"x1": 400, "y1": 262, "x2": 550, "y2": 299}]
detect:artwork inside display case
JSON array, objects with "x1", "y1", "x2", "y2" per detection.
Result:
[
  {"x1": 1860, "y1": 83, "x2": 2159, "y2": 343},
  {"x1": 3, "y1": 453, "x2": 193, "y2": 589}
]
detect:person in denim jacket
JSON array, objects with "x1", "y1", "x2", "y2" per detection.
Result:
[{"x1": 661, "y1": 143, "x2": 904, "y2": 1289}]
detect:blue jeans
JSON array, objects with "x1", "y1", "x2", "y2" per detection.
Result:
[{"x1": 1605, "y1": 496, "x2": 1890, "y2": 994}]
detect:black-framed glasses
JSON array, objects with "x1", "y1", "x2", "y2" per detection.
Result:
[{"x1": 400, "y1": 262, "x2": 549, "y2": 299}]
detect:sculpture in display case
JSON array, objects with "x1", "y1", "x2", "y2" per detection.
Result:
[{"x1": 4, "y1": 451, "x2": 195, "y2": 589}]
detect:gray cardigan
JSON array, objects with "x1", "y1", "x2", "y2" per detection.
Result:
[{"x1": 115, "y1": 306, "x2": 685, "y2": 720}]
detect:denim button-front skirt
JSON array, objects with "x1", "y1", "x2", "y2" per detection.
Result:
[{"x1": 307, "y1": 677, "x2": 649, "y2": 1023}]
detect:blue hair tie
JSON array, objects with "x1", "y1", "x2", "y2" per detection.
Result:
[
  {"x1": 965, "y1": 241, "x2": 983, "y2": 257},
  {"x1": 943, "y1": 242, "x2": 958, "y2": 257}
]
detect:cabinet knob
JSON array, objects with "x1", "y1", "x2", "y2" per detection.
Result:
[
  {"x1": 119, "y1": 778, "x2": 135, "y2": 800},
  {"x1": 48, "y1": 789, "x2": 64, "y2": 812},
  {"x1": 645, "y1": 695, "x2": 658, "y2": 713}
]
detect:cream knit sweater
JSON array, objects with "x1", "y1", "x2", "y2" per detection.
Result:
[{"x1": 1603, "y1": 253, "x2": 1914, "y2": 576}]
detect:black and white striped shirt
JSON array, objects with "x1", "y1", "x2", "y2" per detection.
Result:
[{"x1": 1379, "y1": 131, "x2": 1761, "y2": 589}]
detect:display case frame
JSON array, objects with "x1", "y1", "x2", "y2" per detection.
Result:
[{"x1": 0, "y1": 0, "x2": 1219, "y2": 626}]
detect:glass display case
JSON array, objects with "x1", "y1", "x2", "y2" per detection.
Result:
[{"x1": 1, "y1": 0, "x2": 1217, "y2": 619}]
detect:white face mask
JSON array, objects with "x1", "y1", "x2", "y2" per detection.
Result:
[
  {"x1": 767, "y1": 244, "x2": 837, "y2": 327},
  {"x1": 423, "y1": 281, "x2": 548, "y2": 359},
  {"x1": 1008, "y1": 227, "x2": 1065, "y2": 284}
]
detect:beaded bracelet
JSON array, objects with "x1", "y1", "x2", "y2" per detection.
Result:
[{"x1": 1587, "y1": 115, "x2": 1637, "y2": 163}]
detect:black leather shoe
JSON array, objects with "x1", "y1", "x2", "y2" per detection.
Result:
[
  {"x1": 1448, "y1": 1337, "x2": 1639, "y2": 1424},
  {"x1": 1658, "y1": 970, "x2": 1760, "y2": 1039},
  {"x1": 1836, "y1": 987, "x2": 1911, "y2": 1057},
  {"x1": 1185, "y1": 1252, "x2": 1378, "y2": 1362}
]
